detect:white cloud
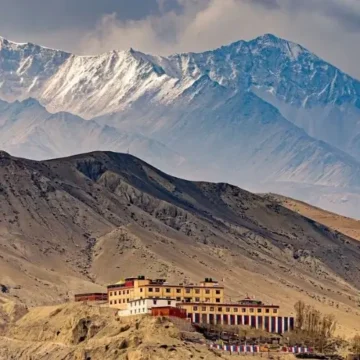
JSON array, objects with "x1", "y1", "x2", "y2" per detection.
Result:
[
  {"x1": 75, "y1": 0, "x2": 360, "y2": 79},
  {"x1": 2, "y1": 0, "x2": 357, "y2": 79}
]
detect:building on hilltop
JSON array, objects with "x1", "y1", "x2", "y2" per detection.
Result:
[
  {"x1": 107, "y1": 276, "x2": 294, "y2": 334},
  {"x1": 180, "y1": 300, "x2": 294, "y2": 333},
  {"x1": 107, "y1": 276, "x2": 224, "y2": 310}
]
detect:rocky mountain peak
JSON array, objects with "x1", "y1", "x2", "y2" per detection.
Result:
[{"x1": 0, "y1": 150, "x2": 11, "y2": 159}]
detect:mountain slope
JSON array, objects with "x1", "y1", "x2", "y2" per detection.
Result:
[
  {"x1": 163, "y1": 34, "x2": 360, "y2": 159},
  {"x1": 0, "y1": 151, "x2": 360, "y2": 334},
  {"x1": 99, "y1": 81, "x2": 360, "y2": 189},
  {"x1": 1, "y1": 35, "x2": 360, "y2": 218},
  {"x1": 0, "y1": 98, "x2": 189, "y2": 177},
  {"x1": 263, "y1": 193, "x2": 360, "y2": 242}
]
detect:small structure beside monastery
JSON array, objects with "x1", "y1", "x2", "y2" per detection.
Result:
[
  {"x1": 107, "y1": 276, "x2": 294, "y2": 334},
  {"x1": 117, "y1": 298, "x2": 178, "y2": 317},
  {"x1": 74, "y1": 293, "x2": 108, "y2": 302}
]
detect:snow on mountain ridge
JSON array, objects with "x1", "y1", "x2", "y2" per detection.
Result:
[{"x1": 1, "y1": 34, "x2": 360, "y2": 217}]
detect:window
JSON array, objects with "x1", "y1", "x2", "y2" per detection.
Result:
[
  {"x1": 127, "y1": 299, "x2": 129, "y2": 303},
  {"x1": 257, "y1": 308, "x2": 262, "y2": 313},
  {"x1": 234, "y1": 308, "x2": 238, "y2": 312},
  {"x1": 155, "y1": 288, "x2": 160, "y2": 292},
  {"x1": 149, "y1": 288, "x2": 153, "y2": 292},
  {"x1": 166, "y1": 288, "x2": 171, "y2": 293},
  {"x1": 226, "y1": 308, "x2": 230, "y2": 312},
  {"x1": 130, "y1": 310, "x2": 132, "y2": 314},
  {"x1": 110, "y1": 292, "x2": 113, "y2": 296},
  {"x1": 127, "y1": 290, "x2": 129, "y2": 294},
  {"x1": 265, "y1": 309, "x2": 270, "y2": 313},
  {"x1": 110, "y1": 301, "x2": 113, "y2": 305},
  {"x1": 114, "y1": 300, "x2": 117, "y2": 304},
  {"x1": 168, "y1": 301, "x2": 171, "y2": 305},
  {"x1": 195, "y1": 289, "x2": 200, "y2": 294},
  {"x1": 185, "y1": 288, "x2": 191, "y2": 294},
  {"x1": 176, "y1": 288, "x2": 181, "y2": 293},
  {"x1": 242, "y1": 308, "x2": 246, "y2": 313},
  {"x1": 193, "y1": 306, "x2": 198, "y2": 311},
  {"x1": 195, "y1": 297, "x2": 200, "y2": 302},
  {"x1": 216, "y1": 290, "x2": 221, "y2": 294},
  {"x1": 218, "y1": 307, "x2": 222, "y2": 312},
  {"x1": 176, "y1": 297, "x2": 181, "y2": 301},
  {"x1": 134, "y1": 309, "x2": 137, "y2": 314},
  {"x1": 114, "y1": 291, "x2": 117, "y2": 296},
  {"x1": 210, "y1": 307, "x2": 215, "y2": 311},
  {"x1": 153, "y1": 300, "x2": 157, "y2": 305},
  {"x1": 205, "y1": 290, "x2": 210, "y2": 294},
  {"x1": 123, "y1": 299, "x2": 126, "y2": 303},
  {"x1": 123, "y1": 290, "x2": 126, "y2": 295},
  {"x1": 205, "y1": 298, "x2": 210, "y2": 302},
  {"x1": 202, "y1": 307, "x2": 206, "y2": 311},
  {"x1": 140, "y1": 288, "x2": 143, "y2": 292},
  {"x1": 250, "y1": 308, "x2": 254, "y2": 313},
  {"x1": 273, "y1": 309, "x2": 278, "y2": 314},
  {"x1": 215, "y1": 298, "x2": 220, "y2": 303}
]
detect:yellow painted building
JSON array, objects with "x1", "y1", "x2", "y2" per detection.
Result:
[
  {"x1": 107, "y1": 276, "x2": 224, "y2": 310},
  {"x1": 178, "y1": 300, "x2": 294, "y2": 333},
  {"x1": 179, "y1": 301, "x2": 279, "y2": 317},
  {"x1": 107, "y1": 275, "x2": 294, "y2": 334}
]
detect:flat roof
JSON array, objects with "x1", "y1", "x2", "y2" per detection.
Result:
[
  {"x1": 144, "y1": 284, "x2": 223, "y2": 288},
  {"x1": 75, "y1": 293, "x2": 108, "y2": 296},
  {"x1": 177, "y1": 302, "x2": 280, "y2": 308},
  {"x1": 129, "y1": 298, "x2": 176, "y2": 302}
]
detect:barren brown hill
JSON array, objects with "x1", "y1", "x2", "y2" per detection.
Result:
[
  {"x1": 0, "y1": 302, "x2": 247, "y2": 360},
  {"x1": 0, "y1": 150, "x2": 360, "y2": 335},
  {"x1": 264, "y1": 194, "x2": 360, "y2": 241}
]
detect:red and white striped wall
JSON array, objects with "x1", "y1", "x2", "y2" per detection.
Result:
[{"x1": 210, "y1": 344, "x2": 313, "y2": 354}]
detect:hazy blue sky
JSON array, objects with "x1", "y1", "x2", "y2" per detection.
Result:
[{"x1": 1, "y1": 0, "x2": 360, "y2": 78}]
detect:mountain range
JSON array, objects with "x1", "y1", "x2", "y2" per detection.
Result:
[
  {"x1": 1, "y1": 34, "x2": 360, "y2": 218},
  {"x1": 1, "y1": 151, "x2": 360, "y2": 335}
]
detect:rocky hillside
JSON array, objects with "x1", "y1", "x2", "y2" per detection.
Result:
[
  {"x1": 0, "y1": 151, "x2": 360, "y2": 334},
  {"x1": 263, "y1": 194, "x2": 360, "y2": 242},
  {"x1": 0, "y1": 302, "x2": 238, "y2": 360}
]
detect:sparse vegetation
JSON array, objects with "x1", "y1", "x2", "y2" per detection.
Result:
[
  {"x1": 351, "y1": 334, "x2": 360, "y2": 355},
  {"x1": 289, "y1": 300, "x2": 342, "y2": 354}
]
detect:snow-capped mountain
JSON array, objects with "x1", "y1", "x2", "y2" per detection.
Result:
[
  {"x1": 1, "y1": 34, "x2": 360, "y2": 218},
  {"x1": 1, "y1": 34, "x2": 360, "y2": 158},
  {"x1": 0, "y1": 98, "x2": 189, "y2": 176}
]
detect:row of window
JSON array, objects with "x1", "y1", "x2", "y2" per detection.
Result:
[
  {"x1": 130, "y1": 300, "x2": 172, "y2": 306},
  {"x1": 110, "y1": 296, "x2": 222, "y2": 304},
  {"x1": 110, "y1": 298, "x2": 130, "y2": 305},
  {"x1": 109, "y1": 290, "x2": 130, "y2": 297},
  {"x1": 192, "y1": 306, "x2": 278, "y2": 314},
  {"x1": 146, "y1": 287, "x2": 222, "y2": 295},
  {"x1": 130, "y1": 308, "x2": 146, "y2": 314},
  {"x1": 110, "y1": 288, "x2": 223, "y2": 297}
]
